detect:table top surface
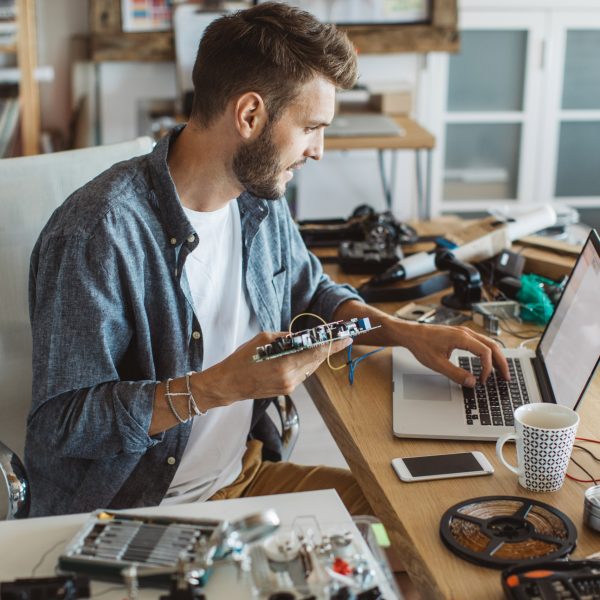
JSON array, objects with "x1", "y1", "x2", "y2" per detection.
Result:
[
  {"x1": 324, "y1": 116, "x2": 435, "y2": 151},
  {"x1": 307, "y1": 228, "x2": 600, "y2": 600},
  {"x1": 0, "y1": 490, "x2": 396, "y2": 599}
]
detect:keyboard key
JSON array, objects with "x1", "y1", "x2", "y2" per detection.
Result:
[{"x1": 462, "y1": 356, "x2": 528, "y2": 427}]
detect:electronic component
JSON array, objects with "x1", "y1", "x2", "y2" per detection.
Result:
[
  {"x1": 495, "y1": 249, "x2": 526, "y2": 281},
  {"x1": 473, "y1": 311, "x2": 500, "y2": 336},
  {"x1": 338, "y1": 240, "x2": 402, "y2": 274},
  {"x1": 57, "y1": 511, "x2": 223, "y2": 586},
  {"x1": 248, "y1": 517, "x2": 398, "y2": 599},
  {"x1": 472, "y1": 301, "x2": 520, "y2": 335},
  {"x1": 394, "y1": 302, "x2": 468, "y2": 326},
  {"x1": 297, "y1": 205, "x2": 418, "y2": 248},
  {"x1": 472, "y1": 301, "x2": 520, "y2": 319},
  {"x1": 253, "y1": 318, "x2": 379, "y2": 362},
  {"x1": 502, "y1": 560, "x2": 600, "y2": 600},
  {"x1": 434, "y1": 250, "x2": 482, "y2": 310},
  {"x1": 0, "y1": 576, "x2": 90, "y2": 600},
  {"x1": 584, "y1": 485, "x2": 600, "y2": 533},
  {"x1": 439, "y1": 496, "x2": 577, "y2": 569}
]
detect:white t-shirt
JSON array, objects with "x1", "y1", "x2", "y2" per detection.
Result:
[{"x1": 162, "y1": 199, "x2": 261, "y2": 505}]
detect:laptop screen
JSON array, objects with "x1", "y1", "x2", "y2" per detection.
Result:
[{"x1": 538, "y1": 230, "x2": 600, "y2": 409}]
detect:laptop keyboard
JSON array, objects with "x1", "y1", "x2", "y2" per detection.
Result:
[{"x1": 459, "y1": 356, "x2": 530, "y2": 427}]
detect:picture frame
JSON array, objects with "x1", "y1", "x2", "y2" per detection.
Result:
[{"x1": 120, "y1": 0, "x2": 173, "y2": 33}]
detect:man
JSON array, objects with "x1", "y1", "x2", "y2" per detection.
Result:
[{"x1": 26, "y1": 2, "x2": 508, "y2": 517}]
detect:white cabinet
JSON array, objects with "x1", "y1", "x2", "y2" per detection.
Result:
[{"x1": 424, "y1": 1, "x2": 600, "y2": 216}]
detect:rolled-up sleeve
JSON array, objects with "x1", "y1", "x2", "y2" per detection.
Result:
[{"x1": 29, "y1": 220, "x2": 160, "y2": 459}]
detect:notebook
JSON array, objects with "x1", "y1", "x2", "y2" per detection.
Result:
[
  {"x1": 392, "y1": 229, "x2": 600, "y2": 441},
  {"x1": 326, "y1": 114, "x2": 405, "y2": 138}
]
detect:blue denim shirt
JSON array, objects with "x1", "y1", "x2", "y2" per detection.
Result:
[{"x1": 26, "y1": 126, "x2": 362, "y2": 517}]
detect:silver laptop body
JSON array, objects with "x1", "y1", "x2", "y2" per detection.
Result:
[
  {"x1": 392, "y1": 230, "x2": 600, "y2": 441},
  {"x1": 326, "y1": 114, "x2": 404, "y2": 138}
]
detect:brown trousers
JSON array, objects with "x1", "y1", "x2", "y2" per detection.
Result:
[{"x1": 209, "y1": 440, "x2": 372, "y2": 516}]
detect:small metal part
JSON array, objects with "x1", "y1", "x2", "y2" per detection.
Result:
[{"x1": 584, "y1": 485, "x2": 600, "y2": 532}]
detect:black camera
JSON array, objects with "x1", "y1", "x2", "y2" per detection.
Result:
[
  {"x1": 338, "y1": 239, "x2": 403, "y2": 274},
  {"x1": 297, "y1": 204, "x2": 417, "y2": 248}
]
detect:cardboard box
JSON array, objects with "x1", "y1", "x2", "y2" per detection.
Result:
[{"x1": 369, "y1": 90, "x2": 412, "y2": 115}]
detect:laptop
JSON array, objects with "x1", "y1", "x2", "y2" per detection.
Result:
[
  {"x1": 326, "y1": 113, "x2": 405, "y2": 138},
  {"x1": 392, "y1": 229, "x2": 600, "y2": 441}
]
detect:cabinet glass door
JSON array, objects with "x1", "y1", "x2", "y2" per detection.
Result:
[
  {"x1": 448, "y1": 31, "x2": 527, "y2": 113},
  {"x1": 444, "y1": 123, "x2": 521, "y2": 201},
  {"x1": 552, "y1": 26, "x2": 600, "y2": 200},
  {"x1": 561, "y1": 30, "x2": 600, "y2": 110},
  {"x1": 442, "y1": 25, "x2": 533, "y2": 204}
]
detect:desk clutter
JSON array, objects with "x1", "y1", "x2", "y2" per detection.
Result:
[
  {"x1": 436, "y1": 494, "x2": 600, "y2": 599},
  {"x1": 297, "y1": 203, "x2": 570, "y2": 314},
  {"x1": 0, "y1": 509, "x2": 396, "y2": 600}
]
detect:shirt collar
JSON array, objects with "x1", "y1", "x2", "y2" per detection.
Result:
[
  {"x1": 147, "y1": 124, "x2": 272, "y2": 244},
  {"x1": 147, "y1": 125, "x2": 196, "y2": 246}
]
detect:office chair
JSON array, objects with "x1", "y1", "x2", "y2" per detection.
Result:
[
  {"x1": 0, "y1": 136, "x2": 300, "y2": 518},
  {"x1": 0, "y1": 137, "x2": 154, "y2": 519}
]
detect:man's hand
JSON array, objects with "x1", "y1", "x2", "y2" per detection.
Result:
[
  {"x1": 192, "y1": 331, "x2": 353, "y2": 410},
  {"x1": 395, "y1": 322, "x2": 510, "y2": 387},
  {"x1": 334, "y1": 300, "x2": 510, "y2": 388}
]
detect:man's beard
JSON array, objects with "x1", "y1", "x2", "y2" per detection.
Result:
[{"x1": 232, "y1": 121, "x2": 286, "y2": 200}]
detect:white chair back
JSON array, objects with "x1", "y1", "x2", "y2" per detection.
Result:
[{"x1": 0, "y1": 137, "x2": 155, "y2": 460}]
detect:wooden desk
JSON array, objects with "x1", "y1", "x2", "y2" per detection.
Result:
[
  {"x1": 306, "y1": 244, "x2": 600, "y2": 600},
  {"x1": 324, "y1": 116, "x2": 436, "y2": 219}
]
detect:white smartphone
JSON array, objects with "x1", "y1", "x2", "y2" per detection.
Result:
[{"x1": 391, "y1": 451, "x2": 494, "y2": 483}]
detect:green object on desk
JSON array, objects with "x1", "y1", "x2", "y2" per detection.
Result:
[
  {"x1": 371, "y1": 523, "x2": 391, "y2": 548},
  {"x1": 517, "y1": 274, "x2": 555, "y2": 325}
]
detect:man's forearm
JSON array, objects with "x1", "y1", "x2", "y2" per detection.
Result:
[{"x1": 333, "y1": 299, "x2": 419, "y2": 347}]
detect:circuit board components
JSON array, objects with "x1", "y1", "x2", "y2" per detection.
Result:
[{"x1": 253, "y1": 317, "x2": 378, "y2": 362}]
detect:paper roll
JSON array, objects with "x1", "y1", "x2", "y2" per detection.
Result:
[{"x1": 505, "y1": 205, "x2": 557, "y2": 241}]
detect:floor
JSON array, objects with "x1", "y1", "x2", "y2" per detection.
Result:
[{"x1": 288, "y1": 383, "x2": 348, "y2": 469}]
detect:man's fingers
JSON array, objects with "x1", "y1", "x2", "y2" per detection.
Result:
[
  {"x1": 435, "y1": 359, "x2": 477, "y2": 388},
  {"x1": 453, "y1": 332, "x2": 494, "y2": 383},
  {"x1": 462, "y1": 329, "x2": 511, "y2": 381}
]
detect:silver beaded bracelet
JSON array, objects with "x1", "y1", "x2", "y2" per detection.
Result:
[
  {"x1": 165, "y1": 377, "x2": 191, "y2": 423},
  {"x1": 186, "y1": 372, "x2": 207, "y2": 416},
  {"x1": 165, "y1": 373, "x2": 207, "y2": 423}
]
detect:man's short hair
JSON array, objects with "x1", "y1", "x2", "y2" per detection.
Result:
[{"x1": 190, "y1": 1, "x2": 358, "y2": 126}]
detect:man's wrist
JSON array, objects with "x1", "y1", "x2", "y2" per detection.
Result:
[
  {"x1": 189, "y1": 368, "x2": 228, "y2": 412},
  {"x1": 378, "y1": 312, "x2": 419, "y2": 347}
]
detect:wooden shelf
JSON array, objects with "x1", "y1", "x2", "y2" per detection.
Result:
[
  {"x1": 88, "y1": 0, "x2": 458, "y2": 62},
  {"x1": 14, "y1": 0, "x2": 40, "y2": 155}
]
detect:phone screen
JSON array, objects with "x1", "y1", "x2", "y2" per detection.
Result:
[{"x1": 403, "y1": 453, "x2": 484, "y2": 477}]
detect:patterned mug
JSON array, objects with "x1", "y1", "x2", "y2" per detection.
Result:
[{"x1": 496, "y1": 404, "x2": 579, "y2": 492}]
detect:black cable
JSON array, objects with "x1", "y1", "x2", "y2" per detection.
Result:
[
  {"x1": 570, "y1": 455, "x2": 599, "y2": 485},
  {"x1": 498, "y1": 320, "x2": 543, "y2": 339},
  {"x1": 574, "y1": 444, "x2": 600, "y2": 462},
  {"x1": 30, "y1": 539, "x2": 67, "y2": 577},
  {"x1": 491, "y1": 336, "x2": 506, "y2": 348}
]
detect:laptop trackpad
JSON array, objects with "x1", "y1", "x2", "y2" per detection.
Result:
[{"x1": 403, "y1": 374, "x2": 451, "y2": 401}]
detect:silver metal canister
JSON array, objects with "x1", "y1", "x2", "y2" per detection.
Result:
[{"x1": 584, "y1": 485, "x2": 600, "y2": 532}]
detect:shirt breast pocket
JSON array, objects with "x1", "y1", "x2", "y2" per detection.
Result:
[{"x1": 272, "y1": 266, "x2": 286, "y2": 310}]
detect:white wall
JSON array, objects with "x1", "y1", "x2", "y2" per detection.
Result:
[
  {"x1": 298, "y1": 53, "x2": 427, "y2": 221},
  {"x1": 98, "y1": 62, "x2": 177, "y2": 144}
]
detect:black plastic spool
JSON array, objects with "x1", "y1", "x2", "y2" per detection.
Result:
[{"x1": 439, "y1": 495, "x2": 577, "y2": 569}]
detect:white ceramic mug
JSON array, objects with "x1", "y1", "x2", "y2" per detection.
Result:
[{"x1": 496, "y1": 403, "x2": 579, "y2": 492}]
